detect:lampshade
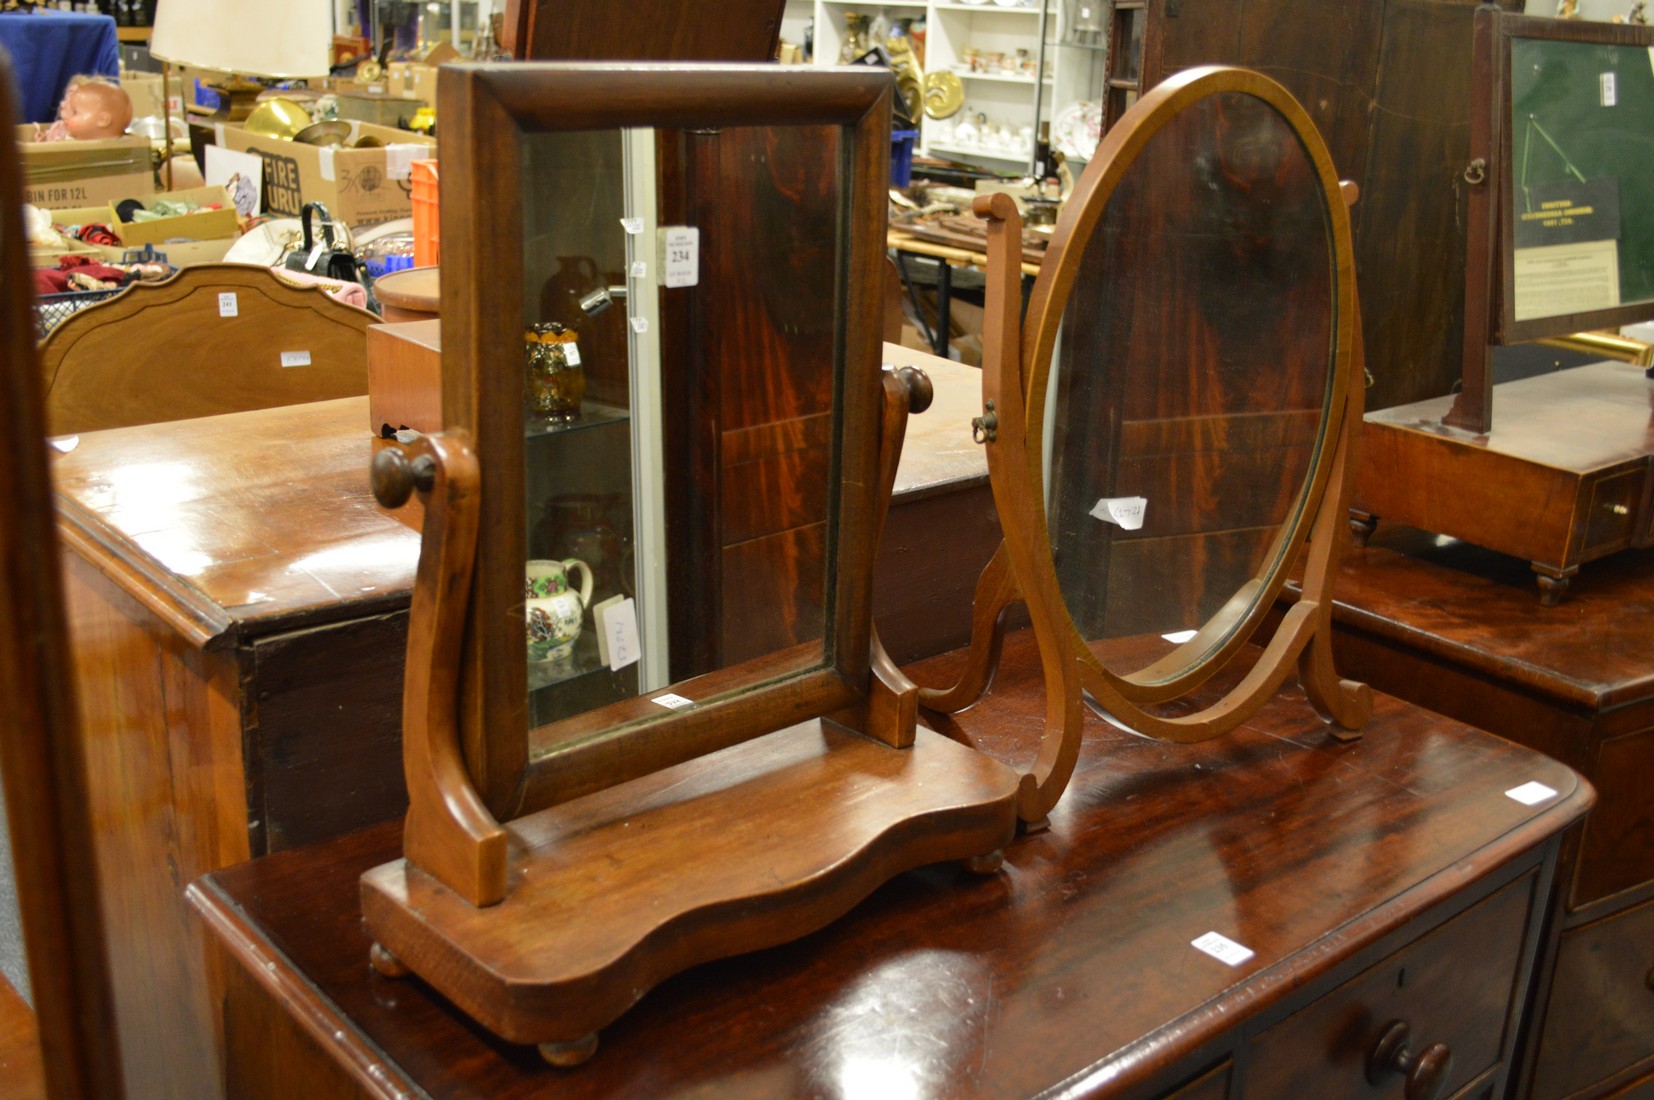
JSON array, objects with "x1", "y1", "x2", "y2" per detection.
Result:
[{"x1": 149, "y1": 0, "x2": 333, "y2": 79}]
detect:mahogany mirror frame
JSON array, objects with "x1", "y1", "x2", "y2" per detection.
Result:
[
  {"x1": 921, "y1": 66, "x2": 1372, "y2": 821},
  {"x1": 1, "y1": 60, "x2": 124, "y2": 1096},
  {"x1": 1451, "y1": 9, "x2": 1654, "y2": 433},
  {"x1": 437, "y1": 63, "x2": 894, "y2": 822}
]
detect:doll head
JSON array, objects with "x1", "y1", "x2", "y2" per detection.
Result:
[{"x1": 58, "y1": 78, "x2": 133, "y2": 141}]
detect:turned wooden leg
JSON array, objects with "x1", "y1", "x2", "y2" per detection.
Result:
[
  {"x1": 539, "y1": 1033, "x2": 599, "y2": 1067},
  {"x1": 1348, "y1": 510, "x2": 1378, "y2": 548},
  {"x1": 1532, "y1": 564, "x2": 1576, "y2": 607},
  {"x1": 369, "y1": 942, "x2": 409, "y2": 978},
  {"x1": 963, "y1": 849, "x2": 1004, "y2": 875}
]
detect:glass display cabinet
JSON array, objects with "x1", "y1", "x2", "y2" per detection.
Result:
[{"x1": 359, "y1": 62, "x2": 1024, "y2": 1066}]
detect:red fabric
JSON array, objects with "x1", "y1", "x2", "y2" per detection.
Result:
[
  {"x1": 34, "y1": 268, "x2": 72, "y2": 293},
  {"x1": 57, "y1": 255, "x2": 127, "y2": 282}
]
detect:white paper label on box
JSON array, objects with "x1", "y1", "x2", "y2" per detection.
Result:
[
  {"x1": 659, "y1": 226, "x2": 700, "y2": 288},
  {"x1": 213, "y1": 122, "x2": 226, "y2": 145},
  {"x1": 620, "y1": 216, "x2": 645, "y2": 235},
  {"x1": 630, "y1": 260, "x2": 648, "y2": 278},
  {"x1": 1191, "y1": 931, "x2": 1255, "y2": 967},
  {"x1": 384, "y1": 144, "x2": 423, "y2": 181},
  {"x1": 1090, "y1": 495, "x2": 1147, "y2": 530},
  {"x1": 630, "y1": 316, "x2": 650, "y2": 334},
  {"x1": 652, "y1": 692, "x2": 694, "y2": 710},
  {"x1": 598, "y1": 597, "x2": 642, "y2": 672},
  {"x1": 317, "y1": 145, "x2": 337, "y2": 182},
  {"x1": 367, "y1": 83, "x2": 386, "y2": 95},
  {"x1": 564, "y1": 343, "x2": 582, "y2": 367},
  {"x1": 218, "y1": 292, "x2": 238, "y2": 318},
  {"x1": 279, "y1": 351, "x2": 312, "y2": 368},
  {"x1": 1505, "y1": 781, "x2": 1558, "y2": 806},
  {"x1": 1602, "y1": 71, "x2": 1618, "y2": 107}
]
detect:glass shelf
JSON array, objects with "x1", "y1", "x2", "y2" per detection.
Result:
[
  {"x1": 933, "y1": 2, "x2": 1042, "y2": 12},
  {"x1": 524, "y1": 400, "x2": 630, "y2": 441},
  {"x1": 928, "y1": 142, "x2": 1033, "y2": 162},
  {"x1": 955, "y1": 70, "x2": 1052, "y2": 85}
]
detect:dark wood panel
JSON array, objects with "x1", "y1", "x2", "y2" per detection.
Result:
[
  {"x1": 1578, "y1": 732, "x2": 1654, "y2": 906},
  {"x1": 720, "y1": 443, "x2": 831, "y2": 545},
  {"x1": 1234, "y1": 0, "x2": 1385, "y2": 183},
  {"x1": 506, "y1": 0, "x2": 784, "y2": 62},
  {"x1": 247, "y1": 612, "x2": 410, "y2": 854},
  {"x1": 719, "y1": 524, "x2": 827, "y2": 667},
  {"x1": 192, "y1": 629, "x2": 1588, "y2": 1099},
  {"x1": 1530, "y1": 896, "x2": 1654, "y2": 1100},
  {"x1": 1145, "y1": 0, "x2": 1242, "y2": 78}
]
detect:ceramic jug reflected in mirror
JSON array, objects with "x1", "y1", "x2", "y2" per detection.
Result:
[{"x1": 525, "y1": 558, "x2": 593, "y2": 664}]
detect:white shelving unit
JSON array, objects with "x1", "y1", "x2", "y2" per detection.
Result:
[{"x1": 810, "y1": 0, "x2": 1109, "y2": 174}]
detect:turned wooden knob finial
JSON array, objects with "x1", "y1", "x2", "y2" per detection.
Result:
[
  {"x1": 371, "y1": 448, "x2": 436, "y2": 508},
  {"x1": 896, "y1": 365, "x2": 933, "y2": 414},
  {"x1": 1367, "y1": 1020, "x2": 1452, "y2": 1100}
]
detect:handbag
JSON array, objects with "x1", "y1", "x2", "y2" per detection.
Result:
[{"x1": 283, "y1": 202, "x2": 361, "y2": 284}]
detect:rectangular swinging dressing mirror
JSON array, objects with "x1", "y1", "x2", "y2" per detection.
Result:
[{"x1": 360, "y1": 62, "x2": 1022, "y2": 1065}]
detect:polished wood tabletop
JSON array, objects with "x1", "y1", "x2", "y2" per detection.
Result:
[
  {"x1": 50, "y1": 397, "x2": 422, "y2": 644},
  {"x1": 192, "y1": 629, "x2": 1589, "y2": 1099}
]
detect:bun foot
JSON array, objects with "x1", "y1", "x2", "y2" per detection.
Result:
[
  {"x1": 369, "y1": 942, "x2": 409, "y2": 978},
  {"x1": 1532, "y1": 566, "x2": 1574, "y2": 607},
  {"x1": 1348, "y1": 510, "x2": 1378, "y2": 548},
  {"x1": 963, "y1": 849, "x2": 1004, "y2": 875},
  {"x1": 539, "y1": 1033, "x2": 599, "y2": 1067}
]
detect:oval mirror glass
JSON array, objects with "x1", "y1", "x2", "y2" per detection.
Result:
[{"x1": 1042, "y1": 90, "x2": 1337, "y2": 683}]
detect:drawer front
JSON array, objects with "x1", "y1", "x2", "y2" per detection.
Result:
[
  {"x1": 1530, "y1": 896, "x2": 1654, "y2": 1100},
  {"x1": 1580, "y1": 467, "x2": 1645, "y2": 557},
  {"x1": 1245, "y1": 873, "x2": 1535, "y2": 1099}
]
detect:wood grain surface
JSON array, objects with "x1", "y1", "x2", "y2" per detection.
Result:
[{"x1": 194, "y1": 628, "x2": 1590, "y2": 1099}]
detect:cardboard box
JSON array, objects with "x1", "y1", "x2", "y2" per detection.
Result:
[
  {"x1": 17, "y1": 128, "x2": 155, "y2": 208},
  {"x1": 120, "y1": 71, "x2": 166, "y2": 122},
  {"x1": 219, "y1": 119, "x2": 436, "y2": 227},
  {"x1": 110, "y1": 185, "x2": 239, "y2": 247}
]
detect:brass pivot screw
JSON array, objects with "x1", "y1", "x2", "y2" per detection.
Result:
[{"x1": 972, "y1": 400, "x2": 999, "y2": 444}]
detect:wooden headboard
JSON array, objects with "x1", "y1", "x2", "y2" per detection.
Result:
[{"x1": 39, "y1": 263, "x2": 376, "y2": 436}]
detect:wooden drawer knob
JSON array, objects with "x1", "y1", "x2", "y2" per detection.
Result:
[
  {"x1": 371, "y1": 448, "x2": 435, "y2": 508},
  {"x1": 1366, "y1": 1020, "x2": 1452, "y2": 1100}
]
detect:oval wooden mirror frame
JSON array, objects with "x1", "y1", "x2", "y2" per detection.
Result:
[{"x1": 919, "y1": 66, "x2": 1371, "y2": 825}]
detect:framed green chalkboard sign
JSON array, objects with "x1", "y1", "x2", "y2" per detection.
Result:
[{"x1": 1452, "y1": 9, "x2": 1654, "y2": 431}]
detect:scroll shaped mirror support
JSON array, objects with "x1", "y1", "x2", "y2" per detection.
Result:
[{"x1": 918, "y1": 67, "x2": 1371, "y2": 811}]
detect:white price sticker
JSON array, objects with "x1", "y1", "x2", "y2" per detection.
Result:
[
  {"x1": 630, "y1": 260, "x2": 648, "y2": 278},
  {"x1": 564, "y1": 342, "x2": 582, "y2": 367},
  {"x1": 597, "y1": 596, "x2": 641, "y2": 672},
  {"x1": 1505, "y1": 781, "x2": 1558, "y2": 806},
  {"x1": 1602, "y1": 71, "x2": 1618, "y2": 107},
  {"x1": 280, "y1": 350, "x2": 312, "y2": 368},
  {"x1": 630, "y1": 316, "x2": 650, "y2": 334},
  {"x1": 659, "y1": 225, "x2": 700, "y2": 288},
  {"x1": 1090, "y1": 495, "x2": 1147, "y2": 530},
  {"x1": 1191, "y1": 931, "x2": 1255, "y2": 967},
  {"x1": 620, "y1": 216, "x2": 645, "y2": 235},
  {"x1": 652, "y1": 692, "x2": 694, "y2": 710},
  {"x1": 218, "y1": 292, "x2": 239, "y2": 318}
]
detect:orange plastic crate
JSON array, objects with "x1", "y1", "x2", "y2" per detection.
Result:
[{"x1": 411, "y1": 160, "x2": 439, "y2": 267}]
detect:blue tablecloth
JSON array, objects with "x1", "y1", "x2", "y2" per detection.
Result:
[{"x1": 0, "y1": 10, "x2": 120, "y2": 125}]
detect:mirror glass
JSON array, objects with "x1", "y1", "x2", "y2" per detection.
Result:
[
  {"x1": 1506, "y1": 34, "x2": 1654, "y2": 326},
  {"x1": 1043, "y1": 91, "x2": 1335, "y2": 682},
  {"x1": 516, "y1": 125, "x2": 840, "y2": 739}
]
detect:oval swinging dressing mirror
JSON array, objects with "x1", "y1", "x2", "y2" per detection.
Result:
[
  {"x1": 926, "y1": 66, "x2": 1371, "y2": 822},
  {"x1": 1039, "y1": 82, "x2": 1337, "y2": 694}
]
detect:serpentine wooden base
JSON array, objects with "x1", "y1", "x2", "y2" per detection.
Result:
[{"x1": 359, "y1": 719, "x2": 1019, "y2": 1055}]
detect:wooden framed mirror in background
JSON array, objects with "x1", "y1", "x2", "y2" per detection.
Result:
[
  {"x1": 0, "y1": 55, "x2": 124, "y2": 1099},
  {"x1": 919, "y1": 66, "x2": 1371, "y2": 824},
  {"x1": 359, "y1": 62, "x2": 1023, "y2": 1067}
]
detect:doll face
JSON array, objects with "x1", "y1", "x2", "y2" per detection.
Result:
[{"x1": 60, "y1": 83, "x2": 131, "y2": 140}]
